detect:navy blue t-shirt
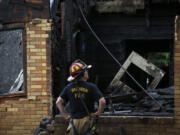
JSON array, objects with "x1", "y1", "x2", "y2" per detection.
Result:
[{"x1": 59, "y1": 81, "x2": 103, "y2": 119}]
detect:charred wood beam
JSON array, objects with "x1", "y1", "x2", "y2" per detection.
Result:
[
  {"x1": 95, "y1": 0, "x2": 180, "y2": 14},
  {"x1": 9, "y1": 0, "x2": 44, "y2": 10},
  {"x1": 145, "y1": 0, "x2": 151, "y2": 28},
  {"x1": 105, "y1": 92, "x2": 145, "y2": 104},
  {"x1": 106, "y1": 93, "x2": 115, "y2": 113},
  {"x1": 151, "y1": 0, "x2": 180, "y2": 4},
  {"x1": 95, "y1": 0, "x2": 144, "y2": 14},
  {"x1": 0, "y1": 23, "x2": 24, "y2": 31},
  {"x1": 119, "y1": 127, "x2": 126, "y2": 135},
  {"x1": 50, "y1": 0, "x2": 60, "y2": 17},
  {"x1": 111, "y1": 83, "x2": 125, "y2": 95}
]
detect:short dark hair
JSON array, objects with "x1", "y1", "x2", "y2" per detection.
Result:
[{"x1": 74, "y1": 69, "x2": 86, "y2": 81}]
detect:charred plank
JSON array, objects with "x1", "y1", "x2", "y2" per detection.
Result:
[
  {"x1": 9, "y1": 0, "x2": 44, "y2": 10},
  {"x1": 0, "y1": 23, "x2": 24, "y2": 31}
]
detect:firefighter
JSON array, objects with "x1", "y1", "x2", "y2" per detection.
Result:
[{"x1": 56, "y1": 59, "x2": 106, "y2": 135}]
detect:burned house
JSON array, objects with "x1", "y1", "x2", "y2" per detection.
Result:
[
  {"x1": 1, "y1": 0, "x2": 180, "y2": 135},
  {"x1": 50, "y1": 0, "x2": 180, "y2": 134}
]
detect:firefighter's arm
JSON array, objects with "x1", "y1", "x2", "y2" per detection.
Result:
[
  {"x1": 95, "y1": 97, "x2": 106, "y2": 116},
  {"x1": 56, "y1": 97, "x2": 70, "y2": 121}
]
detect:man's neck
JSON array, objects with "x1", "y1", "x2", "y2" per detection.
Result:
[{"x1": 78, "y1": 78, "x2": 87, "y2": 82}]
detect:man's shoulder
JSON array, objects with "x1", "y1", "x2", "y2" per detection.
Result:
[
  {"x1": 65, "y1": 82, "x2": 74, "y2": 88},
  {"x1": 84, "y1": 82, "x2": 97, "y2": 88},
  {"x1": 66, "y1": 81, "x2": 97, "y2": 88}
]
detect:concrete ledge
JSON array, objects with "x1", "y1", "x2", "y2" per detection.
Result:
[
  {"x1": 55, "y1": 115, "x2": 174, "y2": 125},
  {"x1": 98, "y1": 116, "x2": 174, "y2": 125}
]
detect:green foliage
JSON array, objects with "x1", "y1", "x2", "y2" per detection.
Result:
[{"x1": 147, "y1": 52, "x2": 169, "y2": 67}]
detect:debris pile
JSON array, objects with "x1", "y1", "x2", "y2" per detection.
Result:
[
  {"x1": 34, "y1": 118, "x2": 54, "y2": 135},
  {"x1": 104, "y1": 86, "x2": 174, "y2": 116}
]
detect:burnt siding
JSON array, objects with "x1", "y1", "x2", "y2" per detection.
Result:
[
  {"x1": 0, "y1": 0, "x2": 50, "y2": 23},
  {"x1": 92, "y1": 15, "x2": 175, "y2": 42}
]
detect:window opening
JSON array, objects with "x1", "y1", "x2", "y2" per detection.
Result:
[{"x1": 0, "y1": 29, "x2": 24, "y2": 95}]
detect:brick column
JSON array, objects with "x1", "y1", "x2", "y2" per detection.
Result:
[
  {"x1": 26, "y1": 18, "x2": 52, "y2": 114},
  {"x1": 175, "y1": 16, "x2": 180, "y2": 125}
]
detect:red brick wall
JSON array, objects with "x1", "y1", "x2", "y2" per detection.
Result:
[{"x1": 0, "y1": 19, "x2": 52, "y2": 135}]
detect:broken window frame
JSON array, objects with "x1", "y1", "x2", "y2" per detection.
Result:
[
  {"x1": 0, "y1": 25, "x2": 27, "y2": 98},
  {"x1": 108, "y1": 51, "x2": 165, "y2": 92}
]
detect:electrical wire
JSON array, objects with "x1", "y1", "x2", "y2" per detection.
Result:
[{"x1": 74, "y1": 0, "x2": 164, "y2": 109}]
